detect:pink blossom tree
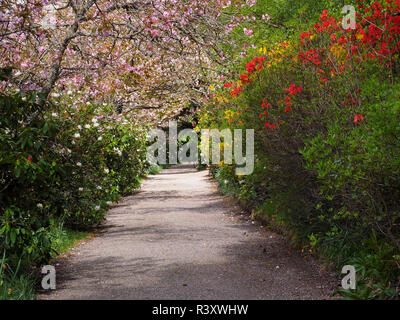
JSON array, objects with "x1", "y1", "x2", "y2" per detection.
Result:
[{"x1": 0, "y1": 0, "x2": 235, "y2": 119}]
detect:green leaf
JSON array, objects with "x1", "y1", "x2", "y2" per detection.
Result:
[
  {"x1": 14, "y1": 166, "x2": 21, "y2": 178},
  {"x1": 10, "y1": 230, "x2": 16, "y2": 245}
]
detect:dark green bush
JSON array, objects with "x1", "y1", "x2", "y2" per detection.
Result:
[{"x1": 0, "y1": 92, "x2": 149, "y2": 268}]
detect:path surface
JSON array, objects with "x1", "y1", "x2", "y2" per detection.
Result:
[{"x1": 40, "y1": 165, "x2": 336, "y2": 300}]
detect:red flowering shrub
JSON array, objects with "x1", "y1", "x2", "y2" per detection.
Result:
[{"x1": 201, "y1": 0, "x2": 400, "y2": 299}]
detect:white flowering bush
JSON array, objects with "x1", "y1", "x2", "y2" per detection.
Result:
[{"x1": 0, "y1": 92, "x2": 149, "y2": 266}]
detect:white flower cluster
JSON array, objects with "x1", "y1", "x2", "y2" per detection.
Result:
[
  {"x1": 113, "y1": 147, "x2": 122, "y2": 157},
  {"x1": 92, "y1": 118, "x2": 100, "y2": 128},
  {"x1": 59, "y1": 148, "x2": 72, "y2": 155},
  {"x1": 262, "y1": 14, "x2": 271, "y2": 21}
]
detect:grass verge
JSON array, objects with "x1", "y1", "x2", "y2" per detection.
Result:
[{"x1": 0, "y1": 224, "x2": 91, "y2": 300}]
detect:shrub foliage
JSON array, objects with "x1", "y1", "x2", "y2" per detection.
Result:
[
  {"x1": 0, "y1": 92, "x2": 149, "y2": 267},
  {"x1": 198, "y1": 0, "x2": 400, "y2": 299}
]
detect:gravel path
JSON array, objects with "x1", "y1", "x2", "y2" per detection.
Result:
[{"x1": 40, "y1": 164, "x2": 337, "y2": 300}]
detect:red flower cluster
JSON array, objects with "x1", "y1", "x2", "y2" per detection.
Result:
[
  {"x1": 314, "y1": 10, "x2": 338, "y2": 33},
  {"x1": 354, "y1": 113, "x2": 365, "y2": 125},
  {"x1": 261, "y1": 99, "x2": 270, "y2": 109},
  {"x1": 224, "y1": 57, "x2": 267, "y2": 97},
  {"x1": 246, "y1": 56, "x2": 267, "y2": 73},
  {"x1": 225, "y1": 4, "x2": 400, "y2": 135},
  {"x1": 230, "y1": 86, "x2": 243, "y2": 96},
  {"x1": 240, "y1": 73, "x2": 253, "y2": 84},
  {"x1": 295, "y1": 1, "x2": 400, "y2": 76},
  {"x1": 284, "y1": 106, "x2": 292, "y2": 113},
  {"x1": 286, "y1": 84, "x2": 303, "y2": 95},
  {"x1": 264, "y1": 122, "x2": 277, "y2": 130},
  {"x1": 343, "y1": 93, "x2": 358, "y2": 106},
  {"x1": 281, "y1": 84, "x2": 303, "y2": 112},
  {"x1": 320, "y1": 9, "x2": 329, "y2": 21},
  {"x1": 300, "y1": 31, "x2": 312, "y2": 44},
  {"x1": 345, "y1": 1, "x2": 400, "y2": 62},
  {"x1": 260, "y1": 110, "x2": 268, "y2": 118},
  {"x1": 298, "y1": 48, "x2": 321, "y2": 66}
]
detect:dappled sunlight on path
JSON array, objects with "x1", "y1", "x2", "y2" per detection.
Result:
[{"x1": 40, "y1": 165, "x2": 336, "y2": 300}]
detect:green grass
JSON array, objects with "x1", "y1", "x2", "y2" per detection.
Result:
[
  {"x1": 49, "y1": 224, "x2": 91, "y2": 257},
  {"x1": 148, "y1": 164, "x2": 162, "y2": 175},
  {"x1": 0, "y1": 252, "x2": 36, "y2": 300},
  {"x1": 0, "y1": 224, "x2": 91, "y2": 300},
  {"x1": 0, "y1": 272, "x2": 36, "y2": 300},
  {"x1": 147, "y1": 164, "x2": 173, "y2": 175}
]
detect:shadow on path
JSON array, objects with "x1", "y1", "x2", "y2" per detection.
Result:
[{"x1": 40, "y1": 165, "x2": 337, "y2": 300}]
